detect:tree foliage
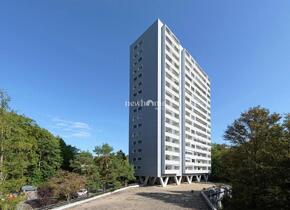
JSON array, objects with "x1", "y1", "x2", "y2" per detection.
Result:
[
  {"x1": 210, "y1": 144, "x2": 230, "y2": 181},
  {"x1": 0, "y1": 90, "x2": 62, "y2": 193},
  {"x1": 39, "y1": 170, "x2": 86, "y2": 202},
  {"x1": 34, "y1": 127, "x2": 62, "y2": 182},
  {"x1": 70, "y1": 151, "x2": 100, "y2": 192},
  {"x1": 221, "y1": 107, "x2": 290, "y2": 210},
  {"x1": 111, "y1": 155, "x2": 135, "y2": 187},
  {"x1": 93, "y1": 144, "x2": 135, "y2": 190},
  {"x1": 0, "y1": 89, "x2": 135, "y2": 205},
  {"x1": 93, "y1": 144, "x2": 114, "y2": 190},
  {"x1": 59, "y1": 138, "x2": 78, "y2": 171}
]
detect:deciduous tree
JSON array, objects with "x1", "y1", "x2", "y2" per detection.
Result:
[
  {"x1": 223, "y1": 107, "x2": 290, "y2": 210},
  {"x1": 70, "y1": 151, "x2": 100, "y2": 192}
]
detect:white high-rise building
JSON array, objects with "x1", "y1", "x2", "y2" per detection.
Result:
[{"x1": 129, "y1": 19, "x2": 211, "y2": 187}]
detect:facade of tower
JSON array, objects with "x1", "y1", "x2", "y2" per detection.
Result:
[{"x1": 129, "y1": 19, "x2": 211, "y2": 186}]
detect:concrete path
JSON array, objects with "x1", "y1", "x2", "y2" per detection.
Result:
[{"x1": 68, "y1": 183, "x2": 213, "y2": 210}]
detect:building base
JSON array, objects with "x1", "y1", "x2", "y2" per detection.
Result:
[{"x1": 137, "y1": 174, "x2": 209, "y2": 187}]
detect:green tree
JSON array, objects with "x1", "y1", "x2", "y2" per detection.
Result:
[
  {"x1": 59, "y1": 138, "x2": 78, "y2": 171},
  {"x1": 210, "y1": 143, "x2": 229, "y2": 181},
  {"x1": 223, "y1": 107, "x2": 290, "y2": 210},
  {"x1": 0, "y1": 111, "x2": 39, "y2": 192},
  {"x1": 115, "y1": 150, "x2": 126, "y2": 160},
  {"x1": 0, "y1": 89, "x2": 67, "y2": 194},
  {"x1": 0, "y1": 90, "x2": 10, "y2": 112},
  {"x1": 94, "y1": 143, "x2": 113, "y2": 157},
  {"x1": 0, "y1": 89, "x2": 11, "y2": 186},
  {"x1": 93, "y1": 145, "x2": 135, "y2": 190},
  {"x1": 70, "y1": 151, "x2": 100, "y2": 192},
  {"x1": 111, "y1": 155, "x2": 135, "y2": 187},
  {"x1": 33, "y1": 127, "x2": 62, "y2": 182},
  {"x1": 94, "y1": 144, "x2": 114, "y2": 191}
]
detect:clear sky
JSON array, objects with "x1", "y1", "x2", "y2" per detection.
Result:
[{"x1": 1, "y1": 0, "x2": 290, "y2": 153}]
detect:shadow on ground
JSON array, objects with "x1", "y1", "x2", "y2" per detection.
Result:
[{"x1": 137, "y1": 190, "x2": 209, "y2": 210}]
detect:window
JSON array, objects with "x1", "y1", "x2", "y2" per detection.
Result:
[
  {"x1": 165, "y1": 36, "x2": 172, "y2": 45},
  {"x1": 174, "y1": 63, "x2": 179, "y2": 69},
  {"x1": 166, "y1": 54, "x2": 172, "y2": 63},
  {"x1": 138, "y1": 149, "x2": 142, "y2": 152},
  {"x1": 174, "y1": 46, "x2": 179, "y2": 52},
  {"x1": 166, "y1": 45, "x2": 171, "y2": 52},
  {"x1": 165, "y1": 165, "x2": 171, "y2": 170},
  {"x1": 138, "y1": 157, "x2": 142, "y2": 161},
  {"x1": 138, "y1": 57, "x2": 142, "y2": 62},
  {"x1": 166, "y1": 27, "x2": 171, "y2": 34}
]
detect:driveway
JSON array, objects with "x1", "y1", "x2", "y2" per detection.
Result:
[{"x1": 68, "y1": 183, "x2": 213, "y2": 210}]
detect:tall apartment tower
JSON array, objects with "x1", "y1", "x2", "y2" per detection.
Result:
[{"x1": 129, "y1": 19, "x2": 211, "y2": 187}]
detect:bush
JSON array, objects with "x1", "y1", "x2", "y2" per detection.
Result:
[
  {"x1": 37, "y1": 183, "x2": 54, "y2": 206},
  {"x1": 37, "y1": 171, "x2": 86, "y2": 203},
  {"x1": 0, "y1": 194, "x2": 26, "y2": 210}
]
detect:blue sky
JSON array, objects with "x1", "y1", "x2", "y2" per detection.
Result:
[{"x1": 1, "y1": 0, "x2": 290, "y2": 153}]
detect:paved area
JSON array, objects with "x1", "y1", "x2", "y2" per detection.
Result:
[{"x1": 68, "y1": 183, "x2": 214, "y2": 210}]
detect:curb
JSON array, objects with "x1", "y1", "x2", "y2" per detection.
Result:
[{"x1": 52, "y1": 185, "x2": 140, "y2": 210}]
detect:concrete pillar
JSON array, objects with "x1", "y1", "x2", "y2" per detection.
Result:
[
  {"x1": 149, "y1": 177, "x2": 157, "y2": 185},
  {"x1": 203, "y1": 174, "x2": 208, "y2": 182},
  {"x1": 159, "y1": 177, "x2": 169, "y2": 187},
  {"x1": 138, "y1": 176, "x2": 144, "y2": 184},
  {"x1": 143, "y1": 176, "x2": 149, "y2": 186},
  {"x1": 186, "y1": 175, "x2": 193, "y2": 184},
  {"x1": 196, "y1": 175, "x2": 201, "y2": 182},
  {"x1": 174, "y1": 176, "x2": 182, "y2": 185}
]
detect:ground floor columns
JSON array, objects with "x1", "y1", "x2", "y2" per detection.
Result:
[
  {"x1": 203, "y1": 174, "x2": 208, "y2": 182},
  {"x1": 149, "y1": 177, "x2": 157, "y2": 185},
  {"x1": 186, "y1": 175, "x2": 193, "y2": 184},
  {"x1": 195, "y1": 175, "x2": 201, "y2": 182},
  {"x1": 174, "y1": 176, "x2": 182, "y2": 185},
  {"x1": 138, "y1": 174, "x2": 209, "y2": 187},
  {"x1": 139, "y1": 176, "x2": 149, "y2": 186},
  {"x1": 159, "y1": 177, "x2": 169, "y2": 187}
]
